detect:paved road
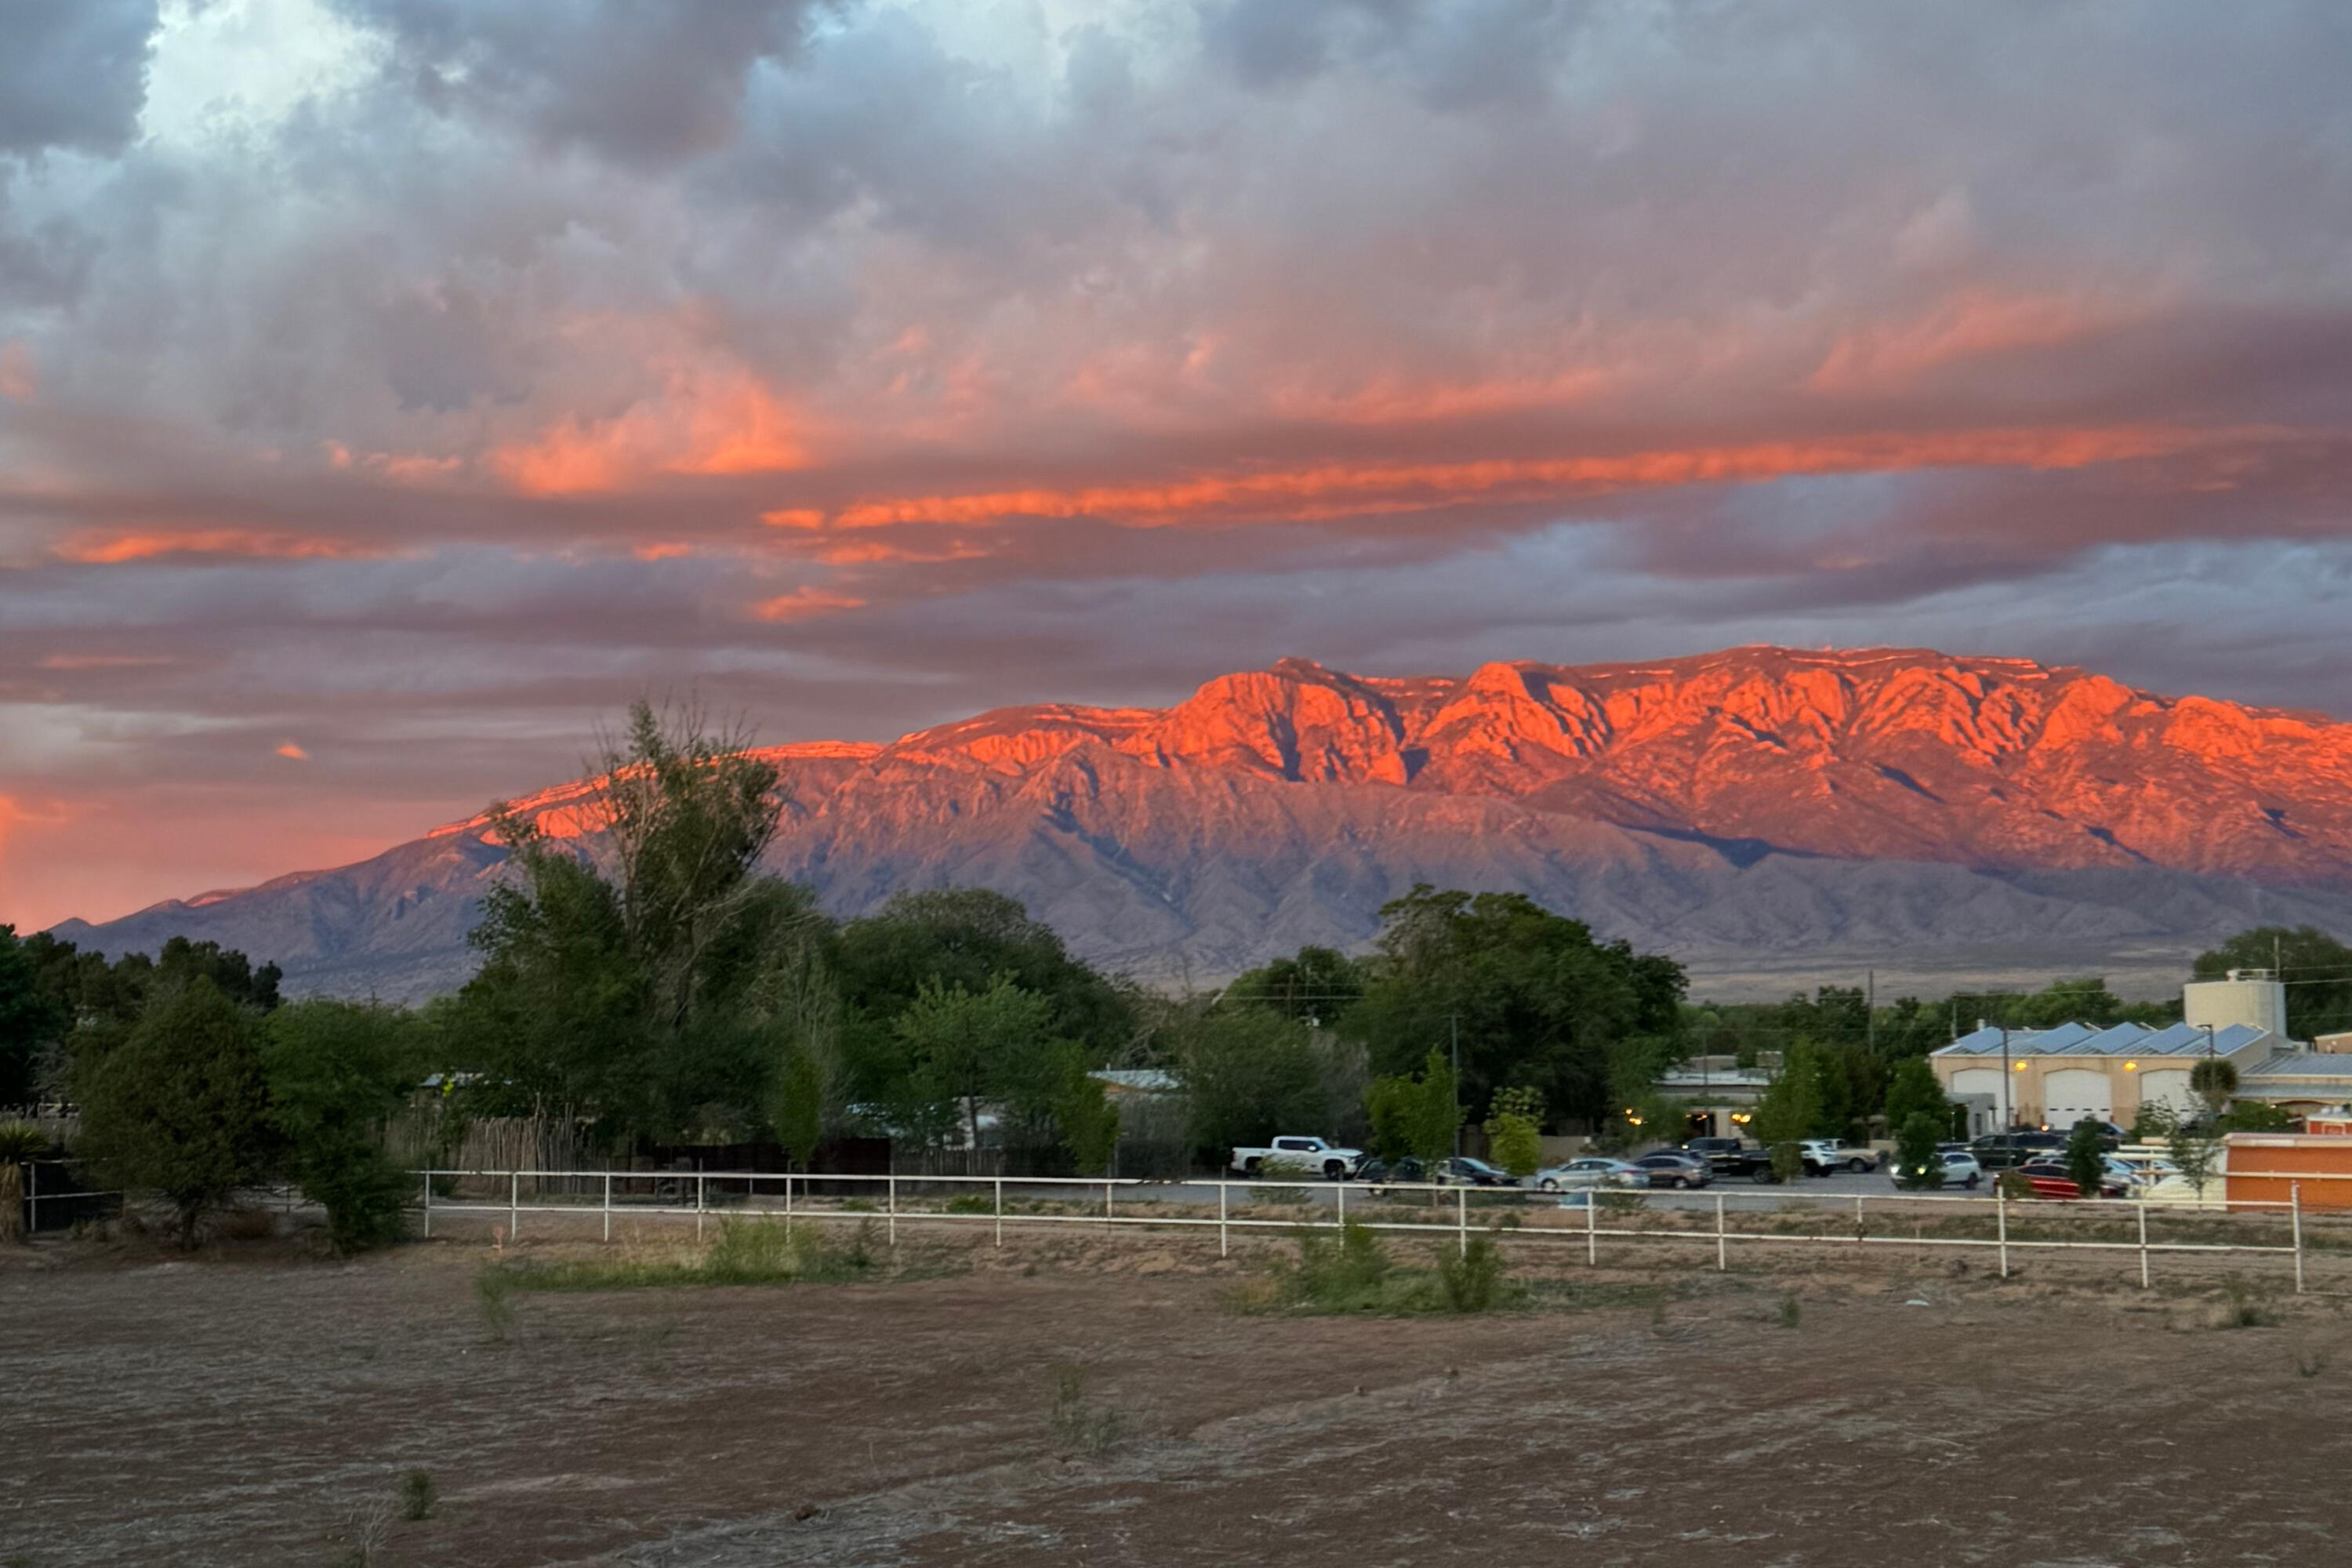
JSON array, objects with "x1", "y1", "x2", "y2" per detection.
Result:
[{"x1": 1094, "y1": 1165, "x2": 1932, "y2": 1214}]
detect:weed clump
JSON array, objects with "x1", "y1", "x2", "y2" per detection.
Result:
[
  {"x1": 1777, "y1": 1297, "x2": 1802, "y2": 1330},
  {"x1": 484, "y1": 1218, "x2": 889, "y2": 1296},
  {"x1": 1231, "y1": 1220, "x2": 1518, "y2": 1316},
  {"x1": 1046, "y1": 1365, "x2": 1125, "y2": 1457},
  {"x1": 395, "y1": 1468, "x2": 436, "y2": 1522}
]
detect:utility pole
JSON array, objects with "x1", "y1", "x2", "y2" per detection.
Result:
[
  {"x1": 2000, "y1": 1024, "x2": 2011, "y2": 1132},
  {"x1": 1450, "y1": 1013, "x2": 1462, "y2": 1157},
  {"x1": 1866, "y1": 969, "x2": 1875, "y2": 1054}
]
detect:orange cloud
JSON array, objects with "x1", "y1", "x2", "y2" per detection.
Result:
[
  {"x1": 749, "y1": 586, "x2": 866, "y2": 622},
  {"x1": 54, "y1": 531, "x2": 390, "y2": 564},
  {"x1": 632, "y1": 542, "x2": 697, "y2": 561},
  {"x1": 1807, "y1": 291, "x2": 2135, "y2": 394},
  {"x1": 275, "y1": 742, "x2": 310, "y2": 760},
  {"x1": 819, "y1": 426, "x2": 2220, "y2": 532},
  {"x1": 490, "y1": 370, "x2": 810, "y2": 497}
]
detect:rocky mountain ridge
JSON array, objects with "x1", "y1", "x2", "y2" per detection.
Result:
[{"x1": 50, "y1": 646, "x2": 2352, "y2": 999}]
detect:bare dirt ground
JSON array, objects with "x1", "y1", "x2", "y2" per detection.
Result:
[{"x1": 7, "y1": 1218, "x2": 2351, "y2": 1567}]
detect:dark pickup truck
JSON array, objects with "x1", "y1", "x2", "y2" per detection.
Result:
[{"x1": 1680, "y1": 1137, "x2": 1782, "y2": 1184}]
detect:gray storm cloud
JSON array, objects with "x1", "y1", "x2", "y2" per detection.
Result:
[{"x1": 3, "y1": 0, "x2": 2351, "y2": 927}]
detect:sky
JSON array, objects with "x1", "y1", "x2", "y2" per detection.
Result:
[{"x1": 3, "y1": 0, "x2": 2351, "y2": 932}]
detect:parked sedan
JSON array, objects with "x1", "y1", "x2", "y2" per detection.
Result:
[
  {"x1": 2011, "y1": 1159, "x2": 2129, "y2": 1200},
  {"x1": 1629, "y1": 1152, "x2": 1714, "y2": 1189},
  {"x1": 1969, "y1": 1131, "x2": 2067, "y2": 1170},
  {"x1": 1351, "y1": 1154, "x2": 1426, "y2": 1185},
  {"x1": 1889, "y1": 1150, "x2": 1984, "y2": 1189},
  {"x1": 1434, "y1": 1156, "x2": 1519, "y2": 1187},
  {"x1": 1534, "y1": 1157, "x2": 1646, "y2": 1192}
]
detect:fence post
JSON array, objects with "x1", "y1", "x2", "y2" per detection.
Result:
[
  {"x1": 509, "y1": 1171, "x2": 518, "y2": 1240},
  {"x1": 1715, "y1": 1192, "x2": 1727, "y2": 1272},
  {"x1": 1218, "y1": 1180, "x2": 1229, "y2": 1258},
  {"x1": 2137, "y1": 1199, "x2": 2150, "y2": 1290},
  {"x1": 1586, "y1": 1189, "x2": 1596, "y2": 1266},
  {"x1": 695, "y1": 1173, "x2": 706, "y2": 1243},
  {"x1": 1853, "y1": 1192, "x2": 1863, "y2": 1247},
  {"x1": 1105, "y1": 1180, "x2": 1113, "y2": 1222},
  {"x1": 1996, "y1": 1185, "x2": 2008, "y2": 1279},
  {"x1": 2292, "y1": 1182, "x2": 2305, "y2": 1296},
  {"x1": 785, "y1": 1171, "x2": 794, "y2": 1239},
  {"x1": 602, "y1": 1172, "x2": 612, "y2": 1244},
  {"x1": 421, "y1": 1171, "x2": 431, "y2": 1240},
  {"x1": 994, "y1": 1176, "x2": 1003, "y2": 1248},
  {"x1": 1456, "y1": 1185, "x2": 1468, "y2": 1258},
  {"x1": 1336, "y1": 1180, "x2": 1346, "y2": 1232},
  {"x1": 888, "y1": 1174, "x2": 897, "y2": 1250}
]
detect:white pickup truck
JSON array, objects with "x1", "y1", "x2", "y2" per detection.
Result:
[{"x1": 1229, "y1": 1135, "x2": 1363, "y2": 1180}]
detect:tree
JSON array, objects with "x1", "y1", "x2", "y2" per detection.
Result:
[
  {"x1": 834, "y1": 888, "x2": 1133, "y2": 1062},
  {"x1": 1753, "y1": 1040, "x2": 1824, "y2": 1181},
  {"x1": 72, "y1": 978, "x2": 276, "y2": 1247},
  {"x1": 261, "y1": 1000, "x2": 419, "y2": 1251},
  {"x1": 1893, "y1": 1112, "x2": 1944, "y2": 1190},
  {"x1": 2064, "y1": 1118, "x2": 2107, "y2": 1199},
  {"x1": 458, "y1": 702, "x2": 797, "y2": 1143},
  {"x1": 2195, "y1": 927, "x2": 2352, "y2": 1042},
  {"x1": 1348, "y1": 886, "x2": 1684, "y2": 1131},
  {"x1": 1483, "y1": 1086, "x2": 1544, "y2": 1177},
  {"x1": 769, "y1": 1044, "x2": 825, "y2": 1171},
  {"x1": 1223, "y1": 946, "x2": 1366, "y2": 1029},
  {"x1": 1174, "y1": 1007, "x2": 1325, "y2": 1161},
  {"x1": 0, "y1": 926, "x2": 67, "y2": 1108},
  {"x1": 2190, "y1": 1057, "x2": 2239, "y2": 1120},
  {"x1": 1883, "y1": 1056, "x2": 1947, "y2": 1141},
  {"x1": 1365, "y1": 1050, "x2": 1461, "y2": 1166}
]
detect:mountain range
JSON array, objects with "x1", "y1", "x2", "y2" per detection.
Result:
[{"x1": 49, "y1": 646, "x2": 2352, "y2": 1001}]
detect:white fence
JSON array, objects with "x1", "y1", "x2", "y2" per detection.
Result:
[{"x1": 414, "y1": 1169, "x2": 2338, "y2": 1294}]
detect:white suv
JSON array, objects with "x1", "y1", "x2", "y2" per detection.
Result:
[
  {"x1": 1889, "y1": 1149, "x2": 1984, "y2": 1189},
  {"x1": 1799, "y1": 1139, "x2": 1878, "y2": 1175}
]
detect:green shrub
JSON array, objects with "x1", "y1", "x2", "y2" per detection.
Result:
[
  {"x1": 395, "y1": 1468, "x2": 436, "y2": 1522},
  {"x1": 1434, "y1": 1234, "x2": 1504, "y2": 1313}
]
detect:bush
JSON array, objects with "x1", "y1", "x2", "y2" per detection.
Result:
[
  {"x1": 1435, "y1": 1234, "x2": 1504, "y2": 1312},
  {"x1": 2064, "y1": 1118, "x2": 2106, "y2": 1198},
  {"x1": 72, "y1": 978, "x2": 277, "y2": 1247},
  {"x1": 1295, "y1": 1218, "x2": 1393, "y2": 1302},
  {"x1": 395, "y1": 1468, "x2": 436, "y2": 1522}
]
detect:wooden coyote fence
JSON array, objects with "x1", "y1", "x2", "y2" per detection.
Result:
[{"x1": 413, "y1": 1169, "x2": 2342, "y2": 1294}]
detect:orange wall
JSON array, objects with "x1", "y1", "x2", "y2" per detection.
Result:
[{"x1": 2223, "y1": 1135, "x2": 2352, "y2": 1210}]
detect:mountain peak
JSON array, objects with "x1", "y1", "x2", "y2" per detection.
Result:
[{"x1": 50, "y1": 645, "x2": 2352, "y2": 1000}]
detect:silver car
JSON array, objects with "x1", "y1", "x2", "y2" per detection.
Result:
[{"x1": 1533, "y1": 1156, "x2": 1645, "y2": 1192}]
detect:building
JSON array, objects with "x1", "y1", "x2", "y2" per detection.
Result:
[
  {"x1": 1929, "y1": 972, "x2": 2287, "y2": 1134},
  {"x1": 1933, "y1": 1019, "x2": 2274, "y2": 1134}
]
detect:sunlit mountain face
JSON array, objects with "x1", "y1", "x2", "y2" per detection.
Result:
[
  {"x1": 50, "y1": 648, "x2": 2352, "y2": 1000},
  {"x1": 5, "y1": 4, "x2": 2352, "y2": 935}
]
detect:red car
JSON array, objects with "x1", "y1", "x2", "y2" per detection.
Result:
[{"x1": 2012, "y1": 1160, "x2": 2127, "y2": 1200}]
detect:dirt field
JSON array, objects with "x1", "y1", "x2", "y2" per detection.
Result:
[{"x1": 7, "y1": 1220, "x2": 2350, "y2": 1566}]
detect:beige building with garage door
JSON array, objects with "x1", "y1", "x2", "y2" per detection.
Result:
[{"x1": 1929, "y1": 974, "x2": 2287, "y2": 1134}]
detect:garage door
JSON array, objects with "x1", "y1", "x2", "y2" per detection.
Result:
[
  {"x1": 1951, "y1": 1069, "x2": 2009, "y2": 1132},
  {"x1": 2137, "y1": 1069, "x2": 2196, "y2": 1120},
  {"x1": 2042, "y1": 1068, "x2": 2114, "y2": 1131}
]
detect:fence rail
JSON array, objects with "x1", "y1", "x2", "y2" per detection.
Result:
[{"x1": 412, "y1": 1168, "x2": 2334, "y2": 1294}]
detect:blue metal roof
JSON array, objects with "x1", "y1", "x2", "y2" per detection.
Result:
[{"x1": 1934, "y1": 1022, "x2": 2269, "y2": 1059}]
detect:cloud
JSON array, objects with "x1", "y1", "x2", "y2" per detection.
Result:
[
  {"x1": 329, "y1": 0, "x2": 823, "y2": 165},
  {"x1": 5, "y1": 0, "x2": 2352, "y2": 927},
  {"x1": 0, "y1": 0, "x2": 160, "y2": 156}
]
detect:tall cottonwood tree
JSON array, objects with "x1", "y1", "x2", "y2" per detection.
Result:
[{"x1": 460, "y1": 701, "x2": 797, "y2": 1142}]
